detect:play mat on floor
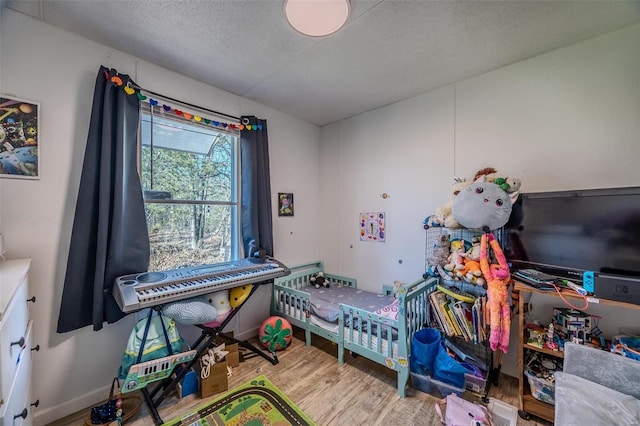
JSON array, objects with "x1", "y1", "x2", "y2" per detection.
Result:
[{"x1": 164, "y1": 374, "x2": 316, "y2": 426}]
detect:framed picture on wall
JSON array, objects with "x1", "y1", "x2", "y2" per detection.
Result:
[
  {"x1": 278, "y1": 193, "x2": 294, "y2": 216},
  {"x1": 0, "y1": 95, "x2": 40, "y2": 179},
  {"x1": 359, "y1": 212, "x2": 385, "y2": 242}
]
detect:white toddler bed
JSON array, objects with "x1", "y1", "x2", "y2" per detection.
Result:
[{"x1": 271, "y1": 261, "x2": 437, "y2": 397}]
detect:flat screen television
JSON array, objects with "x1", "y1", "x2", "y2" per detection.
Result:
[{"x1": 504, "y1": 186, "x2": 640, "y2": 283}]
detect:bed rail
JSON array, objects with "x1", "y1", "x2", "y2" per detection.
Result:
[
  {"x1": 273, "y1": 261, "x2": 357, "y2": 290},
  {"x1": 340, "y1": 276, "x2": 438, "y2": 397},
  {"x1": 271, "y1": 262, "x2": 357, "y2": 346}
]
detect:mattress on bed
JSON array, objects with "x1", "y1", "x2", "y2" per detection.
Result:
[{"x1": 306, "y1": 285, "x2": 396, "y2": 322}]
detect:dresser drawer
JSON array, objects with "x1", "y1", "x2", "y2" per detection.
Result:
[
  {"x1": 0, "y1": 321, "x2": 33, "y2": 426},
  {"x1": 0, "y1": 282, "x2": 29, "y2": 408}
]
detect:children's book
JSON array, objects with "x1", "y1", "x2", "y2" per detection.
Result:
[
  {"x1": 443, "y1": 299, "x2": 463, "y2": 337},
  {"x1": 453, "y1": 301, "x2": 473, "y2": 341},
  {"x1": 429, "y1": 291, "x2": 447, "y2": 331},
  {"x1": 430, "y1": 291, "x2": 453, "y2": 336}
]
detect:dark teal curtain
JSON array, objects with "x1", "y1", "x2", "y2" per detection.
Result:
[
  {"x1": 57, "y1": 66, "x2": 150, "y2": 332},
  {"x1": 240, "y1": 116, "x2": 274, "y2": 257}
]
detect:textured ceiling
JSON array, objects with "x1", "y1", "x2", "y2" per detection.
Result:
[{"x1": 4, "y1": 0, "x2": 640, "y2": 126}]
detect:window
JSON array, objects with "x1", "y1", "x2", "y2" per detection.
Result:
[{"x1": 139, "y1": 103, "x2": 240, "y2": 272}]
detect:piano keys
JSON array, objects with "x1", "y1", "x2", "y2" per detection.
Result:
[{"x1": 113, "y1": 257, "x2": 289, "y2": 313}]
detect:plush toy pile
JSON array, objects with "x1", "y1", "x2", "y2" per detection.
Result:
[
  {"x1": 423, "y1": 166, "x2": 519, "y2": 354},
  {"x1": 427, "y1": 236, "x2": 485, "y2": 287},
  {"x1": 424, "y1": 167, "x2": 521, "y2": 232}
]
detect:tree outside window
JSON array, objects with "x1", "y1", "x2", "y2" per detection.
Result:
[{"x1": 139, "y1": 104, "x2": 240, "y2": 271}]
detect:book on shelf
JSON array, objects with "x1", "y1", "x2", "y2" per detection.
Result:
[
  {"x1": 429, "y1": 291, "x2": 454, "y2": 336},
  {"x1": 453, "y1": 301, "x2": 474, "y2": 341},
  {"x1": 471, "y1": 302, "x2": 479, "y2": 344},
  {"x1": 472, "y1": 297, "x2": 487, "y2": 344},
  {"x1": 481, "y1": 296, "x2": 488, "y2": 341},
  {"x1": 443, "y1": 299, "x2": 463, "y2": 338},
  {"x1": 429, "y1": 291, "x2": 447, "y2": 331}
]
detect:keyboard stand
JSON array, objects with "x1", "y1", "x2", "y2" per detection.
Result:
[{"x1": 139, "y1": 283, "x2": 279, "y2": 425}]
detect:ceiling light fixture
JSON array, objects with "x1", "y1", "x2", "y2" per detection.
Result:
[{"x1": 284, "y1": 0, "x2": 351, "y2": 37}]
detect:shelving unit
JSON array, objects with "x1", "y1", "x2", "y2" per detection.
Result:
[
  {"x1": 515, "y1": 281, "x2": 640, "y2": 422},
  {"x1": 424, "y1": 225, "x2": 502, "y2": 401}
]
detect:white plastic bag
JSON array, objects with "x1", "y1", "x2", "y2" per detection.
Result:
[{"x1": 435, "y1": 393, "x2": 493, "y2": 426}]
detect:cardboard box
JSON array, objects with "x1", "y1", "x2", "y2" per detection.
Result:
[
  {"x1": 225, "y1": 343, "x2": 240, "y2": 368},
  {"x1": 215, "y1": 333, "x2": 240, "y2": 368},
  {"x1": 200, "y1": 360, "x2": 228, "y2": 398}
]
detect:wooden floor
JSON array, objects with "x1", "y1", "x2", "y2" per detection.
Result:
[{"x1": 48, "y1": 328, "x2": 551, "y2": 426}]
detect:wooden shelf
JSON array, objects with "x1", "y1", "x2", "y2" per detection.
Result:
[
  {"x1": 515, "y1": 281, "x2": 640, "y2": 310},
  {"x1": 522, "y1": 393, "x2": 555, "y2": 422},
  {"x1": 515, "y1": 280, "x2": 640, "y2": 423},
  {"x1": 523, "y1": 343, "x2": 564, "y2": 359}
]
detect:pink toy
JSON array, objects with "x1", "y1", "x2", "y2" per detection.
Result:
[{"x1": 480, "y1": 233, "x2": 511, "y2": 353}]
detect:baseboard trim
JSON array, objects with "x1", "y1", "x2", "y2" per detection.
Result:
[
  {"x1": 36, "y1": 328, "x2": 260, "y2": 425},
  {"x1": 34, "y1": 383, "x2": 111, "y2": 426},
  {"x1": 234, "y1": 326, "x2": 258, "y2": 342}
]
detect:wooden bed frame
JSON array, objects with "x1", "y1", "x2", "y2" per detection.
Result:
[{"x1": 271, "y1": 261, "x2": 437, "y2": 397}]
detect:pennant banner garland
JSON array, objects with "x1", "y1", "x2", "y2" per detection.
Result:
[{"x1": 107, "y1": 71, "x2": 261, "y2": 131}]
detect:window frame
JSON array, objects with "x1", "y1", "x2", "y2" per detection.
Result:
[{"x1": 137, "y1": 101, "x2": 242, "y2": 268}]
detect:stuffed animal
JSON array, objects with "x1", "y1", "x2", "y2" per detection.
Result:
[
  {"x1": 311, "y1": 272, "x2": 330, "y2": 288},
  {"x1": 444, "y1": 239, "x2": 466, "y2": 277},
  {"x1": 424, "y1": 214, "x2": 443, "y2": 228},
  {"x1": 431, "y1": 178, "x2": 470, "y2": 229},
  {"x1": 465, "y1": 235, "x2": 482, "y2": 261},
  {"x1": 480, "y1": 232, "x2": 511, "y2": 353},
  {"x1": 460, "y1": 260, "x2": 485, "y2": 286},
  {"x1": 474, "y1": 167, "x2": 522, "y2": 194},
  {"x1": 451, "y1": 180, "x2": 515, "y2": 231},
  {"x1": 473, "y1": 167, "x2": 498, "y2": 182},
  {"x1": 393, "y1": 280, "x2": 404, "y2": 298},
  {"x1": 429, "y1": 168, "x2": 521, "y2": 231},
  {"x1": 426, "y1": 233, "x2": 451, "y2": 277}
]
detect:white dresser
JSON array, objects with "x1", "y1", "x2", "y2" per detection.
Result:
[{"x1": 0, "y1": 259, "x2": 35, "y2": 426}]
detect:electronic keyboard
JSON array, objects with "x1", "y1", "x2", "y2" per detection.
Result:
[{"x1": 113, "y1": 257, "x2": 290, "y2": 313}]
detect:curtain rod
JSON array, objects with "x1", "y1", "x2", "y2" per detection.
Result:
[
  {"x1": 106, "y1": 67, "x2": 241, "y2": 122},
  {"x1": 139, "y1": 87, "x2": 241, "y2": 123}
]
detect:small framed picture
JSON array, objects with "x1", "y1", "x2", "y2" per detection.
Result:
[
  {"x1": 278, "y1": 193, "x2": 294, "y2": 216},
  {"x1": 0, "y1": 95, "x2": 40, "y2": 179}
]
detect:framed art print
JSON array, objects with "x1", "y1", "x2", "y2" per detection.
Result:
[
  {"x1": 360, "y1": 212, "x2": 385, "y2": 242},
  {"x1": 0, "y1": 95, "x2": 40, "y2": 179},
  {"x1": 278, "y1": 193, "x2": 294, "y2": 216}
]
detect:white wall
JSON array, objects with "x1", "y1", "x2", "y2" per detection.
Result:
[
  {"x1": 2, "y1": 6, "x2": 639, "y2": 423},
  {"x1": 320, "y1": 23, "x2": 640, "y2": 377},
  {"x1": 0, "y1": 9, "x2": 320, "y2": 425}
]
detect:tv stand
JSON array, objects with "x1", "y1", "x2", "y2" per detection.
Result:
[{"x1": 515, "y1": 280, "x2": 640, "y2": 423}]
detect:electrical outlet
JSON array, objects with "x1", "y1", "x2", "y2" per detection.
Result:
[{"x1": 0, "y1": 233, "x2": 5, "y2": 256}]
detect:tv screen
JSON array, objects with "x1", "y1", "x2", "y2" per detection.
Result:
[{"x1": 504, "y1": 187, "x2": 640, "y2": 281}]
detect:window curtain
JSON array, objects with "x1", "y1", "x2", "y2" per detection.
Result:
[
  {"x1": 57, "y1": 66, "x2": 150, "y2": 333},
  {"x1": 240, "y1": 116, "x2": 274, "y2": 258}
]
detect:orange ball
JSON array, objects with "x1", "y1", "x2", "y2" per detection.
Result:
[{"x1": 258, "y1": 316, "x2": 292, "y2": 352}]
